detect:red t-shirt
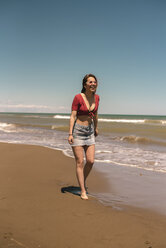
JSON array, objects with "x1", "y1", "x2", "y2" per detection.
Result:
[{"x1": 72, "y1": 93, "x2": 100, "y2": 118}]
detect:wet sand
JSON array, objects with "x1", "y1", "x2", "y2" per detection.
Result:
[
  {"x1": 0, "y1": 143, "x2": 166, "y2": 248},
  {"x1": 93, "y1": 162, "x2": 166, "y2": 215}
]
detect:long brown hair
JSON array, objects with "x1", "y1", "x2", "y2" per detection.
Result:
[{"x1": 81, "y1": 74, "x2": 98, "y2": 93}]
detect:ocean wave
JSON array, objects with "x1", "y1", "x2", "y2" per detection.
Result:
[
  {"x1": 51, "y1": 125, "x2": 68, "y2": 131},
  {"x1": 98, "y1": 118, "x2": 166, "y2": 125},
  {"x1": 53, "y1": 115, "x2": 146, "y2": 123},
  {"x1": 23, "y1": 115, "x2": 48, "y2": 118},
  {"x1": 1, "y1": 130, "x2": 166, "y2": 173},
  {"x1": 98, "y1": 118, "x2": 145, "y2": 124},
  {"x1": 53, "y1": 115, "x2": 70, "y2": 119},
  {"x1": 119, "y1": 135, "x2": 166, "y2": 147},
  {"x1": 0, "y1": 122, "x2": 17, "y2": 133},
  {"x1": 144, "y1": 119, "x2": 166, "y2": 125},
  {"x1": 17, "y1": 113, "x2": 165, "y2": 127},
  {"x1": 0, "y1": 121, "x2": 68, "y2": 132},
  {"x1": 0, "y1": 122, "x2": 54, "y2": 133}
]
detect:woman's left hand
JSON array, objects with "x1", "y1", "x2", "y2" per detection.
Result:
[{"x1": 95, "y1": 128, "x2": 99, "y2": 137}]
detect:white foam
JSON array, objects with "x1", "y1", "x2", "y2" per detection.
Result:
[
  {"x1": 51, "y1": 125, "x2": 58, "y2": 129},
  {"x1": 95, "y1": 150, "x2": 113, "y2": 154},
  {"x1": 98, "y1": 118, "x2": 145, "y2": 124},
  {"x1": 53, "y1": 115, "x2": 70, "y2": 119},
  {"x1": 0, "y1": 122, "x2": 16, "y2": 133},
  {"x1": 98, "y1": 118, "x2": 166, "y2": 126},
  {"x1": 95, "y1": 158, "x2": 166, "y2": 173}
]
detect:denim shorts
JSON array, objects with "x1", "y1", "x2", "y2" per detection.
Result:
[{"x1": 71, "y1": 122, "x2": 95, "y2": 147}]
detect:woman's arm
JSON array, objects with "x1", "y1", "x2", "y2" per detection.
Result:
[
  {"x1": 68, "y1": 110, "x2": 77, "y2": 144},
  {"x1": 93, "y1": 111, "x2": 99, "y2": 137}
]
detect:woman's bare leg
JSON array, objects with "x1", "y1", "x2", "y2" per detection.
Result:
[
  {"x1": 72, "y1": 146, "x2": 87, "y2": 196},
  {"x1": 84, "y1": 145, "x2": 95, "y2": 187}
]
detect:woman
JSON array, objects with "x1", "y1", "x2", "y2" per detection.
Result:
[{"x1": 68, "y1": 74, "x2": 100, "y2": 200}]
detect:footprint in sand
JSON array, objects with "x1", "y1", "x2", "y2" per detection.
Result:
[
  {"x1": 3, "y1": 232, "x2": 13, "y2": 240},
  {"x1": 145, "y1": 240, "x2": 152, "y2": 248}
]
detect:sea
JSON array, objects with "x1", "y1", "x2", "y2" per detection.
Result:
[{"x1": 0, "y1": 112, "x2": 166, "y2": 173}]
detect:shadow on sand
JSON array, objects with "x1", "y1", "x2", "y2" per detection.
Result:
[{"x1": 61, "y1": 186, "x2": 81, "y2": 196}]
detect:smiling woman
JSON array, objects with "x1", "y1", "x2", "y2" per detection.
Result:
[{"x1": 68, "y1": 74, "x2": 100, "y2": 200}]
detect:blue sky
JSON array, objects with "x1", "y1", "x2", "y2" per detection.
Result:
[{"x1": 0, "y1": 0, "x2": 166, "y2": 115}]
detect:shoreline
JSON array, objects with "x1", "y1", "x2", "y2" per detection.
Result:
[
  {"x1": 1, "y1": 112, "x2": 166, "y2": 174},
  {"x1": 39, "y1": 143, "x2": 166, "y2": 215},
  {"x1": 1, "y1": 142, "x2": 166, "y2": 247}
]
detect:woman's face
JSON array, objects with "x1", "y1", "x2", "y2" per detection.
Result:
[{"x1": 85, "y1": 77, "x2": 98, "y2": 93}]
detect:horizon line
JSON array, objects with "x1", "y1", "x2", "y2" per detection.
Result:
[{"x1": 0, "y1": 112, "x2": 166, "y2": 117}]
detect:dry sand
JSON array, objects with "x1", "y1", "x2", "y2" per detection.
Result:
[{"x1": 0, "y1": 142, "x2": 166, "y2": 248}]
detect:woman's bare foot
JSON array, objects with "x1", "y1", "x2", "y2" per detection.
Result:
[{"x1": 80, "y1": 192, "x2": 88, "y2": 200}]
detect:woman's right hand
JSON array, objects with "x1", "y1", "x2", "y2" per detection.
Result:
[{"x1": 68, "y1": 134, "x2": 74, "y2": 144}]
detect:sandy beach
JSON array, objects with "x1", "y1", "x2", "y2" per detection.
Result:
[{"x1": 0, "y1": 143, "x2": 166, "y2": 248}]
